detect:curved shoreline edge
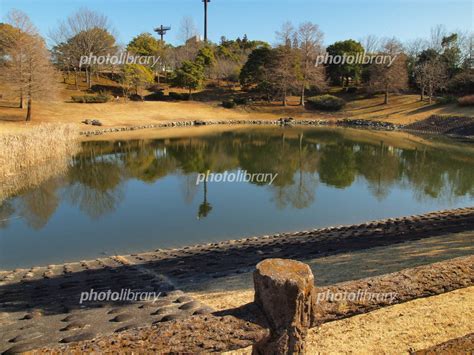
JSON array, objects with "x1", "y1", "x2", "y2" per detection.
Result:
[
  {"x1": 79, "y1": 116, "x2": 474, "y2": 139},
  {"x1": 1, "y1": 206, "x2": 472, "y2": 274}
]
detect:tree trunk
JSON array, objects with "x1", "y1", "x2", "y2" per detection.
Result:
[
  {"x1": 26, "y1": 97, "x2": 32, "y2": 121},
  {"x1": 252, "y1": 259, "x2": 315, "y2": 354},
  {"x1": 19, "y1": 90, "x2": 23, "y2": 109},
  {"x1": 384, "y1": 90, "x2": 389, "y2": 104},
  {"x1": 300, "y1": 84, "x2": 305, "y2": 106},
  {"x1": 420, "y1": 86, "x2": 424, "y2": 101},
  {"x1": 87, "y1": 68, "x2": 92, "y2": 89},
  {"x1": 74, "y1": 70, "x2": 78, "y2": 90}
]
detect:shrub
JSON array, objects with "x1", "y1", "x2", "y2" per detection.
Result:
[
  {"x1": 168, "y1": 92, "x2": 190, "y2": 100},
  {"x1": 448, "y1": 71, "x2": 474, "y2": 95},
  {"x1": 71, "y1": 94, "x2": 110, "y2": 103},
  {"x1": 458, "y1": 95, "x2": 474, "y2": 106},
  {"x1": 306, "y1": 95, "x2": 346, "y2": 111},
  {"x1": 345, "y1": 86, "x2": 358, "y2": 94},
  {"x1": 206, "y1": 82, "x2": 218, "y2": 88},
  {"x1": 145, "y1": 91, "x2": 166, "y2": 101},
  {"x1": 129, "y1": 94, "x2": 144, "y2": 101},
  {"x1": 233, "y1": 97, "x2": 248, "y2": 105},
  {"x1": 222, "y1": 100, "x2": 236, "y2": 109},
  {"x1": 437, "y1": 96, "x2": 458, "y2": 105},
  {"x1": 147, "y1": 84, "x2": 162, "y2": 92},
  {"x1": 168, "y1": 92, "x2": 181, "y2": 100}
]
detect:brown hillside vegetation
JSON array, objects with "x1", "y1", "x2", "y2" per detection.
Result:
[{"x1": 1, "y1": 75, "x2": 473, "y2": 135}]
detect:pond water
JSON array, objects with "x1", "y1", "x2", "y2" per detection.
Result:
[{"x1": 1, "y1": 126, "x2": 473, "y2": 269}]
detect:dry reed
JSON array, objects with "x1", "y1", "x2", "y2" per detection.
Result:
[{"x1": 0, "y1": 124, "x2": 80, "y2": 201}]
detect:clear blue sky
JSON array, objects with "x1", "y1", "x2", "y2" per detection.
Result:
[{"x1": 0, "y1": 0, "x2": 472, "y2": 47}]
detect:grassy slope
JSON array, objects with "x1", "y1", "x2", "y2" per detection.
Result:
[{"x1": 1, "y1": 75, "x2": 473, "y2": 135}]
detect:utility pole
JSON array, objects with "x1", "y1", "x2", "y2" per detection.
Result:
[
  {"x1": 202, "y1": 0, "x2": 210, "y2": 42},
  {"x1": 154, "y1": 25, "x2": 171, "y2": 42}
]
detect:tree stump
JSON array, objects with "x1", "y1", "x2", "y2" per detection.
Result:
[{"x1": 252, "y1": 258, "x2": 315, "y2": 354}]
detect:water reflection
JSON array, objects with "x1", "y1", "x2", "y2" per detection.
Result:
[{"x1": 1, "y1": 128, "x2": 474, "y2": 229}]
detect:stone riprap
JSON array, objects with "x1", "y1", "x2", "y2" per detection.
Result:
[
  {"x1": 0, "y1": 258, "x2": 212, "y2": 354},
  {"x1": 79, "y1": 118, "x2": 404, "y2": 137},
  {"x1": 36, "y1": 255, "x2": 474, "y2": 353},
  {"x1": 0, "y1": 207, "x2": 473, "y2": 353}
]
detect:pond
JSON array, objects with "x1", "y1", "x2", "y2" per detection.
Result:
[{"x1": 1, "y1": 126, "x2": 473, "y2": 269}]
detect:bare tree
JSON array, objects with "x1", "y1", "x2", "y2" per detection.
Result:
[
  {"x1": 272, "y1": 22, "x2": 299, "y2": 106},
  {"x1": 211, "y1": 57, "x2": 240, "y2": 87},
  {"x1": 405, "y1": 38, "x2": 429, "y2": 58},
  {"x1": 368, "y1": 38, "x2": 408, "y2": 104},
  {"x1": 453, "y1": 30, "x2": 474, "y2": 66},
  {"x1": 178, "y1": 16, "x2": 199, "y2": 43},
  {"x1": 430, "y1": 24, "x2": 448, "y2": 53},
  {"x1": 0, "y1": 10, "x2": 57, "y2": 121},
  {"x1": 295, "y1": 22, "x2": 325, "y2": 105},
  {"x1": 360, "y1": 34, "x2": 381, "y2": 54},
  {"x1": 0, "y1": 10, "x2": 38, "y2": 108},
  {"x1": 414, "y1": 56, "x2": 447, "y2": 103},
  {"x1": 50, "y1": 8, "x2": 116, "y2": 89}
]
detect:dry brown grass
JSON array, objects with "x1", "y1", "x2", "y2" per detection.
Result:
[
  {"x1": 222, "y1": 287, "x2": 474, "y2": 354},
  {"x1": 0, "y1": 82, "x2": 473, "y2": 137},
  {"x1": 0, "y1": 123, "x2": 80, "y2": 201}
]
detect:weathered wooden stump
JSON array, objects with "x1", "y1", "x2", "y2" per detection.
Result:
[{"x1": 252, "y1": 258, "x2": 315, "y2": 355}]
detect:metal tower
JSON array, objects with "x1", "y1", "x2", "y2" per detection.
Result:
[
  {"x1": 202, "y1": 0, "x2": 210, "y2": 42},
  {"x1": 154, "y1": 25, "x2": 171, "y2": 42}
]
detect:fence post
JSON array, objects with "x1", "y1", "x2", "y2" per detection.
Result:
[{"x1": 252, "y1": 258, "x2": 315, "y2": 354}]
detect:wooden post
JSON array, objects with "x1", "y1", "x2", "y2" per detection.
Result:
[{"x1": 252, "y1": 258, "x2": 315, "y2": 354}]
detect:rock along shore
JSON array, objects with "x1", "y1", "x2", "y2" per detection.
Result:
[
  {"x1": 79, "y1": 118, "x2": 404, "y2": 137},
  {"x1": 79, "y1": 114, "x2": 474, "y2": 138}
]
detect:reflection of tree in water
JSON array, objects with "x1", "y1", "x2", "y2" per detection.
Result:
[
  {"x1": 355, "y1": 142, "x2": 401, "y2": 200},
  {"x1": 66, "y1": 156, "x2": 124, "y2": 219},
  {"x1": 197, "y1": 179, "x2": 212, "y2": 219},
  {"x1": 180, "y1": 174, "x2": 199, "y2": 204},
  {"x1": 167, "y1": 141, "x2": 220, "y2": 220},
  {"x1": 319, "y1": 143, "x2": 356, "y2": 189},
  {"x1": 120, "y1": 141, "x2": 178, "y2": 183},
  {"x1": 238, "y1": 133, "x2": 297, "y2": 187},
  {"x1": 0, "y1": 200, "x2": 15, "y2": 229},
  {"x1": 6, "y1": 130, "x2": 473, "y2": 230},
  {"x1": 270, "y1": 133, "x2": 319, "y2": 209},
  {"x1": 17, "y1": 178, "x2": 61, "y2": 229},
  {"x1": 399, "y1": 147, "x2": 474, "y2": 203}
]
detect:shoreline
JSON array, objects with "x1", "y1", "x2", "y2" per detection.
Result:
[
  {"x1": 0, "y1": 208, "x2": 472, "y2": 353},
  {"x1": 1, "y1": 206, "x2": 472, "y2": 273},
  {"x1": 78, "y1": 116, "x2": 474, "y2": 140}
]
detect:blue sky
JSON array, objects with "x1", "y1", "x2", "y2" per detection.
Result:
[{"x1": 0, "y1": 0, "x2": 472, "y2": 47}]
